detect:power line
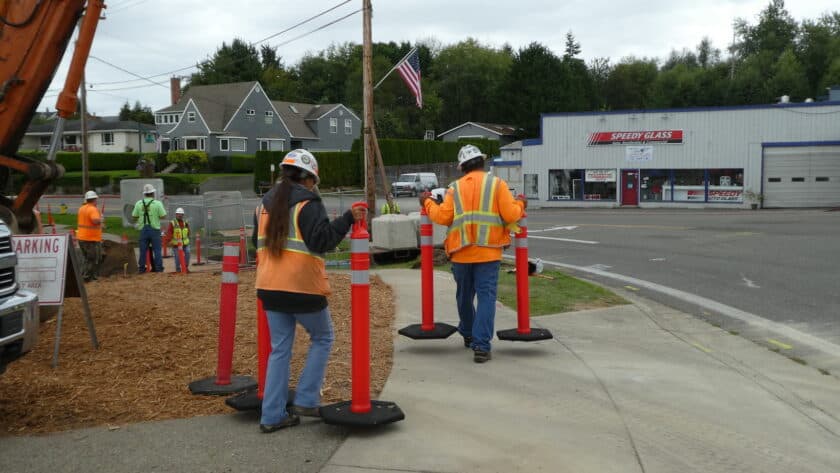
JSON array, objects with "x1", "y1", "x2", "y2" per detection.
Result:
[
  {"x1": 88, "y1": 55, "x2": 170, "y2": 90},
  {"x1": 273, "y1": 8, "x2": 361, "y2": 49},
  {"x1": 84, "y1": 0, "x2": 355, "y2": 88}
]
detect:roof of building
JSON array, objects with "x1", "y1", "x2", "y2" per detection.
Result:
[
  {"x1": 437, "y1": 121, "x2": 520, "y2": 139},
  {"x1": 26, "y1": 119, "x2": 157, "y2": 134},
  {"x1": 271, "y1": 101, "x2": 348, "y2": 139},
  {"x1": 157, "y1": 81, "x2": 257, "y2": 131}
]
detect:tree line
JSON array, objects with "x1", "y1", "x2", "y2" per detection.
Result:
[{"x1": 185, "y1": 0, "x2": 838, "y2": 139}]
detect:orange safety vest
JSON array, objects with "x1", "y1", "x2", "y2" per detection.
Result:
[
  {"x1": 445, "y1": 172, "x2": 512, "y2": 256},
  {"x1": 76, "y1": 202, "x2": 102, "y2": 242},
  {"x1": 254, "y1": 200, "x2": 330, "y2": 296}
]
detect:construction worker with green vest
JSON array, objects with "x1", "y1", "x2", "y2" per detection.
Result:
[
  {"x1": 380, "y1": 193, "x2": 400, "y2": 215},
  {"x1": 166, "y1": 207, "x2": 190, "y2": 273},
  {"x1": 252, "y1": 149, "x2": 365, "y2": 432},
  {"x1": 419, "y1": 144, "x2": 526, "y2": 363}
]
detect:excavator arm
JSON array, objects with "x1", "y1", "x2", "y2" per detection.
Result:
[{"x1": 0, "y1": 0, "x2": 104, "y2": 233}]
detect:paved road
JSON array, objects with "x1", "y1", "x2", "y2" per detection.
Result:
[{"x1": 517, "y1": 208, "x2": 840, "y2": 351}]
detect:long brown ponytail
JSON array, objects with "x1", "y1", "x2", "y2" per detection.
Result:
[{"x1": 263, "y1": 166, "x2": 303, "y2": 255}]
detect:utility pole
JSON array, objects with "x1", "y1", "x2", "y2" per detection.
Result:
[
  {"x1": 80, "y1": 72, "x2": 89, "y2": 192},
  {"x1": 362, "y1": 0, "x2": 376, "y2": 216}
]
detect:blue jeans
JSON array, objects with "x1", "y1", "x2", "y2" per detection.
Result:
[
  {"x1": 261, "y1": 308, "x2": 334, "y2": 425},
  {"x1": 174, "y1": 245, "x2": 190, "y2": 272},
  {"x1": 138, "y1": 226, "x2": 163, "y2": 272},
  {"x1": 451, "y1": 260, "x2": 500, "y2": 352}
]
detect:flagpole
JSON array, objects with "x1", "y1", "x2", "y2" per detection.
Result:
[{"x1": 373, "y1": 47, "x2": 417, "y2": 90}]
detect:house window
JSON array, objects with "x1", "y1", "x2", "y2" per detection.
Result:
[
  {"x1": 264, "y1": 110, "x2": 273, "y2": 124},
  {"x1": 524, "y1": 174, "x2": 539, "y2": 199},
  {"x1": 260, "y1": 140, "x2": 270, "y2": 151},
  {"x1": 549, "y1": 169, "x2": 585, "y2": 200},
  {"x1": 265, "y1": 111, "x2": 274, "y2": 117},
  {"x1": 187, "y1": 112, "x2": 196, "y2": 123},
  {"x1": 39, "y1": 136, "x2": 50, "y2": 149},
  {"x1": 330, "y1": 117, "x2": 337, "y2": 134},
  {"x1": 185, "y1": 138, "x2": 198, "y2": 150},
  {"x1": 175, "y1": 115, "x2": 180, "y2": 123},
  {"x1": 155, "y1": 115, "x2": 161, "y2": 124},
  {"x1": 101, "y1": 132, "x2": 114, "y2": 146},
  {"x1": 231, "y1": 138, "x2": 247, "y2": 152},
  {"x1": 246, "y1": 109, "x2": 256, "y2": 116},
  {"x1": 219, "y1": 138, "x2": 229, "y2": 151},
  {"x1": 344, "y1": 119, "x2": 352, "y2": 135}
]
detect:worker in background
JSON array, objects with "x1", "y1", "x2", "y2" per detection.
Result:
[
  {"x1": 380, "y1": 192, "x2": 400, "y2": 215},
  {"x1": 77, "y1": 190, "x2": 103, "y2": 282},
  {"x1": 419, "y1": 144, "x2": 526, "y2": 363},
  {"x1": 166, "y1": 207, "x2": 190, "y2": 273},
  {"x1": 131, "y1": 184, "x2": 167, "y2": 273},
  {"x1": 253, "y1": 149, "x2": 365, "y2": 432}
]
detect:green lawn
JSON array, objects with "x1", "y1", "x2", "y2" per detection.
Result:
[{"x1": 496, "y1": 264, "x2": 627, "y2": 315}]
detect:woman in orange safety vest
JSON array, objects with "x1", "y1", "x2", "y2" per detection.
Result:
[{"x1": 253, "y1": 149, "x2": 364, "y2": 433}]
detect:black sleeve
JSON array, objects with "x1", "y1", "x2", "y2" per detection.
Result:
[
  {"x1": 251, "y1": 207, "x2": 259, "y2": 249},
  {"x1": 297, "y1": 201, "x2": 354, "y2": 254}
]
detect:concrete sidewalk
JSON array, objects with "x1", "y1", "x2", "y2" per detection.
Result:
[
  {"x1": 1, "y1": 269, "x2": 839, "y2": 473},
  {"x1": 322, "y1": 270, "x2": 840, "y2": 473}
]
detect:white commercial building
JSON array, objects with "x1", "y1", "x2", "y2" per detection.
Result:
[{"x1": 520, "y1": 102, "x2": 840, "y2": 208}]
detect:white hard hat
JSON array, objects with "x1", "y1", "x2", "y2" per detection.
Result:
[
  {"x1": 457, "y1": 144, "x2": 486, "y2": 170},
  {"x1": 281, "y1": 149, "x2": 319, "y2": 184},
  {"x1": 175, "y1": 207, "x2": 185, "y2": 215},
  {"x1": 142, "y1": 183, "x2": 156, "y2": 194},
  {"x1": 84, "y1": 190, "x2": 98, "y2": 200}
]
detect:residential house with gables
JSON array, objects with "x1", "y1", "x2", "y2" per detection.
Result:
[{"x1": 154, "y1": 80, "x2": 361, "y2": 155}]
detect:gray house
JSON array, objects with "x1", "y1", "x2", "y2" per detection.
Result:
[
  {"x1": 21, "y1": 117, "x2": 158, "y2": 153},
  {"x1": 154, "y1": 81, "x2": 360, "y2": 155},
  {"x1": 437, "y1": 122, "x2": 520, "y2": 146}
]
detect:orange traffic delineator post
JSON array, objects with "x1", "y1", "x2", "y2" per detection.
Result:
[
  {"x1": 145, "y1": 248, "x2": 152, "y2": 273},
  {"x1": 47, "y1": 204, "x2": 55, "y2": 227},
  {"x1": 496, "y1": 208, "x2": 553, "y2": 342},
  {"x1": 194, "y1": 231, "x2": 205, "y2": 265},
  {"x1": 162, "y1": 231, "x2": 170, "y2": 258},
  {"x1": 321, "y1": 202, "x2": 405, "y2": 426},
  {"x1": 238, "y1": 226, "x2": 247, "y2": 266},
  {"x1": 177, "y1": 243, "x2": 188, "y2": 275},
  {"x1": 121, "y1": 232, "x2": 128, "y2": 244},
  {"x1": 190, "y1": 243, "x2": 257, "y2": 395},
  {"x1": 226, "y1": 254, "x2": 293, "y2": 411},
  {"x1": 398, "y1": 205, "x2": 457, "y2": 340}
]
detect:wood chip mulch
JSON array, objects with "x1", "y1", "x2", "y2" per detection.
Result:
[{"x1": 0, "y1": 270, "x2": 395, "y2": 436}]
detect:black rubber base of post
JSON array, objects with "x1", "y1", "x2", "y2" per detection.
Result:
[
  {"x1": 188, "y1": 375, "x2": 257, "y2": 395},
  {"x1": 398, "y1": 323, "x2": 458, "y2": 339},
  {"x1": 225, "y1": 388, "x2": 296, "y2": 412},
  {"x1": 496, "y1": 327, "x2": 554, "y2": 342},
  {"x1": 321, "y1": 400, "x2": 405, "y2": 427}
]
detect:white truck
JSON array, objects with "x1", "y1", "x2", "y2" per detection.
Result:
[{"x1": 0, "y1": 219, "x2": 40, "y2": 375}]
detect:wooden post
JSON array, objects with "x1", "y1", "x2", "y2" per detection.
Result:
[
  {"x1": 362, "y1": 0, "x2": 376, "y2": 220},
  {"x1": 80, "y1": 71, "x2": 89, "y2": 192}
]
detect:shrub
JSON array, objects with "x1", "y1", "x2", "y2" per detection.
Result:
[
  {"x1": 230, "y1": 154, "x2": 255, "y2": 173},
  {"x1": 209, "y1": 155, "x2": 227, "y2": 172},
  {"x1": 166, "y1": 150, "x2": 208, "y2": 172}
]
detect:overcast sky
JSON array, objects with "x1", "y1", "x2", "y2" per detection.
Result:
[{"x1": 38, "y1": 0, "x2": 838, "y2": 116}]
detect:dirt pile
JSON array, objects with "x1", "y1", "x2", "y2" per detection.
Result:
[{"x1": 0, "y1": 270, "x2": 395, "y2": 436}]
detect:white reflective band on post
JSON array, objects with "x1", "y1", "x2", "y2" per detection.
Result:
[
  {"x1": 421, "y1": 215, "x2": 431, "y2": 225},
  {"x1": 350, "y1": 239, "x2": 368, "y2": 253},
  {"x1": 223, "y1": 246, "x2": 240, "y2": 258},
  {"x1": 517, "y1": 239, "x2": 528, "y2": 249},
  {"x1": 420, "y1": 235, "x2": 432, "y2": 245},
  {"x1": 520, "y1": 218, "x2": 528, "y2": 227},
  {"x1": 221, "y1": 271, "x2": 239, "y2": 283},
  {"x1": 351, "y1": 270, "x2": 369, "y2": 284}
]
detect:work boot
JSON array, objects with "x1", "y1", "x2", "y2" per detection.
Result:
[
  {"x1": 473, "y1": 349, "x2": 491, "y2": 363},
  {"x1": 290, "y1": 405, "x2": 321, "y2": 418},
  {"x1": 463, "y1": 336, "x2": 472, "y2": 348},
  {"x1": 260, "y1": 414, "x2": 300, "y2": 433}
]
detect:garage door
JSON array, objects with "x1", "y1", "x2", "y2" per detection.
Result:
[{"x1": 763, "y1": 145, "x2": 840, "y2": 208}]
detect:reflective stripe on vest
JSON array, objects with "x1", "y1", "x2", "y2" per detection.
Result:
[
  {"x1": 448, "y1": 173, "x2": 504, "y2": 251},
  {"x1": 255, "y1": 202, "x2": 324, "y2": 260}
]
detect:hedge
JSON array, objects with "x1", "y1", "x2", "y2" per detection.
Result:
[
  {"x1": 254, "y1": 150, "x2": 362, "y2": 191},
  {"x1": 230, "y1": 154, "x2": 255, "y2": 173},
  {"x1": 350, "y1": 138, "x2": 501, "y2": 166},
  {"x1": 209, "y1": 155, "x2": 227, "y2": 172},
  {"x1": 166, "y1": 150, "x2": 208, "y2": 171},
  {"x1": 16, "y1": 151, "x2": 145, "y2": 172}
]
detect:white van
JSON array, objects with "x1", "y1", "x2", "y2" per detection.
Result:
[{"x1": 391, "y1": 172, "x2": 438, "y2": 197}]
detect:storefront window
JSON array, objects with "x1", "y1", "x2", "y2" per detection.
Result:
[
  {"x1": 549, "y1": 169, "x2": 584, "y2": 200},
  {"x1": 641, "y1": 169, "x2": 669, "y2": 201},
  {"x1": 524, "y1": 174, "x2": 538, "y2": 199},
  {"x1": 708, "y1": 168, "x2": 744, "y2": 202},
  {"x1": 671, "y1": 169, "x2": 706, "y2": 202},
  {"x1": 583, "y1": 169, "x2": 617, "y2": 201}
]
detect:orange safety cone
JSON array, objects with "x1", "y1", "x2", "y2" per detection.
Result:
[{"x1": 177, "y1": 243, "x2": 188, "y2": 275}]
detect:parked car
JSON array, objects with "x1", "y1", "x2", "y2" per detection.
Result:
[
  {"x1": 391, "y1": 172, "x2": 438, "y2": 197},
  {"x1": 0, "y1": 219, "x2": 40, "y2": 375}
]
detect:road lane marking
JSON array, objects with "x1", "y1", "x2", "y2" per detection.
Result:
[
  {"x1": 767, "y1": 338, "x2": 793, "y2": 350},
  {"x1": 530, "y1": 225, "x2": 578, "y2": 233},
  {"x1": 529, "y1": 235, "x2": 599, "y2": 245},
  {"x1": 691, "y1": 342, "x2": 713, "y2": 353},
  {"x1": 501, "y1": 255, "x2": 840, "y2": 358},
  {"x1": 740, "y1": 274, "x2": 761, "y2": 288},
  {"x1": 624, "y1": 285, "x2": 640, "y2": 291},
  {"x1": 649, "y1": 258, "x2": 666, "y2": 262}
]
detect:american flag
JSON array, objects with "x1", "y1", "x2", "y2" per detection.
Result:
[{"x1": 396, "y1": 48, "x2": 422, "y2": 108}]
